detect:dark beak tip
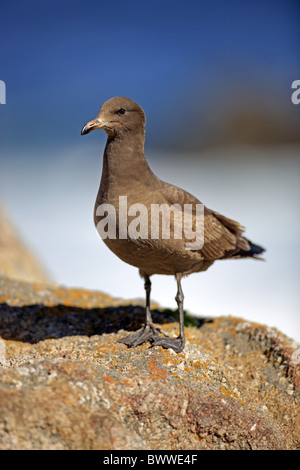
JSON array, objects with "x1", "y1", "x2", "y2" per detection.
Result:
[{"x1": 81, "y1": 125, "x2": 88, "y2": 136}]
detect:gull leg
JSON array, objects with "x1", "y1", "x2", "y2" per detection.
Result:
[
  {"x1": 151, "y1": 274, "x2": 186, "y2": 353},
  {"x1": 118, "y1": 275, "x2": 159, "y2": 347}
]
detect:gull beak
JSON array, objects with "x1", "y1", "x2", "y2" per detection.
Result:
[{"x1": 81, "y1": 118, "x2": 109, "y2": 135}]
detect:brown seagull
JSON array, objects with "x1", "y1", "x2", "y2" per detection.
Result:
[{"x1": 81, "y1": 97, "x2": 265, "y2": 353}]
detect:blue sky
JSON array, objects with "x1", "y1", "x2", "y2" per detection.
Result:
[{"x1": 1, "y1": 0, "x2": 299, "y2": 153}]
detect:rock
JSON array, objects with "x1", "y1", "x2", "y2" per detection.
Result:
[
  {"x1": 0, "y1": 205, "x2": 50, "y2": 283},
  {"x1": 0, "y1": 276, "x2": 299, "y2": 450}
]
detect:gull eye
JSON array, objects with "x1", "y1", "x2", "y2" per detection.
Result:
[{"x1": 117, "y1": 108, "x2": 126, "y2": 116}]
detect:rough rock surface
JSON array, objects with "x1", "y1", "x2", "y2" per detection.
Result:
[
  {"x1": 0, "y1": 206, "x2": 50, "y2": 283},
  {"x1": 0, "y1": 276, "x2": 299, "y2": 450}
]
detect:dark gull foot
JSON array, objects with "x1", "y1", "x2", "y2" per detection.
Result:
[
  {"x1": 118, "y1": 324, "x2": 160, "y2": 347},
  {"x1": 151, "y1": 335, "x2": 185, "y2": 353}
]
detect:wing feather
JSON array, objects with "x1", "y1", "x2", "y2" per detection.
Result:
[{"x1": 159, "y1": 181, "x2": 250, "y2": 260}]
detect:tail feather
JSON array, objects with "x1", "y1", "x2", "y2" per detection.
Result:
[
  {"x1": 223, "y1": 239, "x2": 266, "y2": 260},
  {"x1": 247, "y1": 240, "x2": 266, "y2": 257}
]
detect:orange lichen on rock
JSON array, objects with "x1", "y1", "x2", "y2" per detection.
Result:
[
  {"x1": 0, "y1": 275, "x2": 299, "y2": 449},
  {"x1": 148, "y1": 359, "x2": 168, "y2": 381}
]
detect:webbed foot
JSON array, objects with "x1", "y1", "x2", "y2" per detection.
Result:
[
  {"x1": 118, "y1": 324, "x2": 160, "y2": 347},
  {"x1": 151, "y1": 334, "x2": 185, "y2": 353}
]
